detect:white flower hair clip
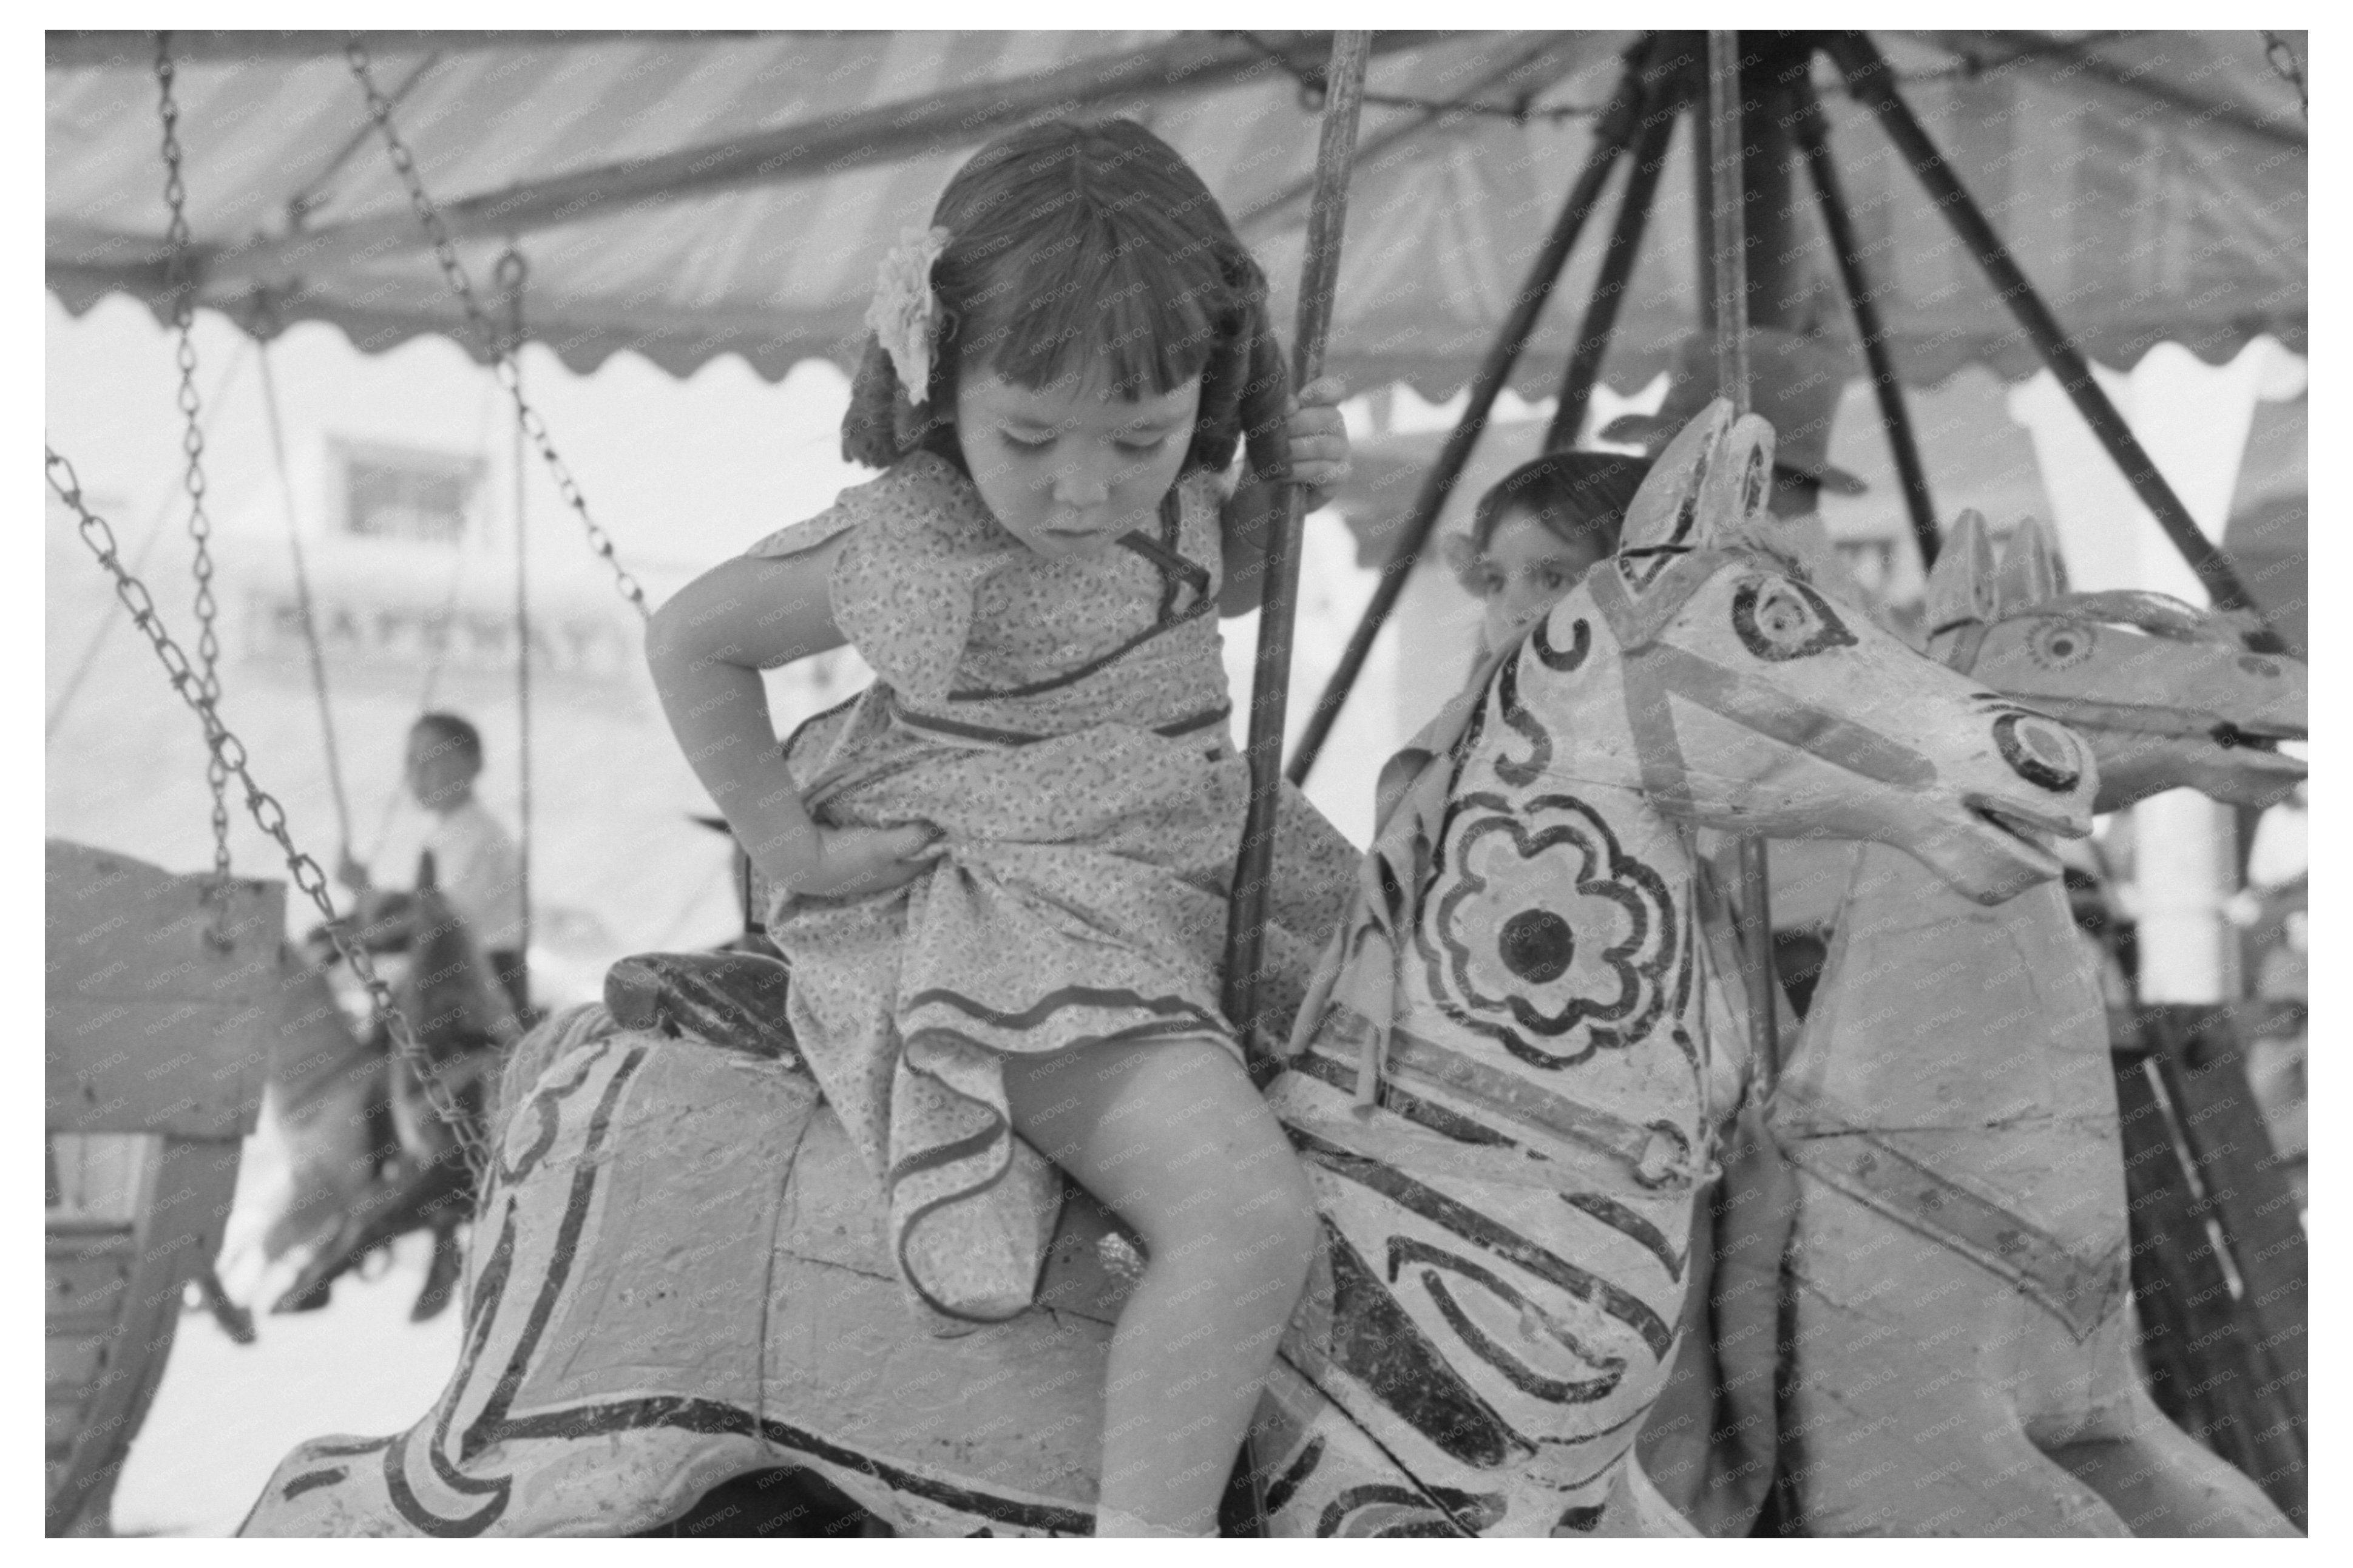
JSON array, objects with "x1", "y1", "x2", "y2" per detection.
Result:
[{"x1": 865, "y1": 225, "x2": 952, "y2": 402}]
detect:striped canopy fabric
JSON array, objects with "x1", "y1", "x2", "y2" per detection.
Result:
[{"x1": 47, "y1": 29, "x2": 2306, "y2": 399}]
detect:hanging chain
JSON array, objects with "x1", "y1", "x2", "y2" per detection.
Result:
[
  {"x1": 47, "y1": 446, "x2": 493, "y2": 1182},
  {"x1": 344, "y1": 41, "x2": 650, "y2": 621},
  {"x1": 2260, "y1": 32, "x2": 2307, "y2": 122},
  {"x1": 155, "y1": 33, "x2": 236, "y2": 944}
]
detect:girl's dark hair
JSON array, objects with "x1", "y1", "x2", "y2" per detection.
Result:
[
  {"x1": 1469, "y1": 452, "x2": 1651, "y2": 559},
  {"x1": 841, "y1": 118, "x2": 1290, "y2": 485}
]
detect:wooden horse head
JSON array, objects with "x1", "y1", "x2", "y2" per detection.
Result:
[
  {"x1": 1488, "y1": 401, "x2": 2099, "y2": 908},
  {"x1": 1926, "y1": 512, "x2": 2306, "y2": 813}
]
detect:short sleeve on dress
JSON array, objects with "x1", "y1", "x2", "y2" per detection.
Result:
[{"x1": 754, "y1": 453, "x2": 1019, "y2": 705}]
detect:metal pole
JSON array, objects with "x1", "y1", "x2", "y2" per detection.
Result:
[
  {"x1": 1221, "y1": 41, "x2": 1370, "y2": 1538},
  {"x1": 1706, "y1": 29, "x2": 1782, "y2": 1089},
  {"x1": 1285, "y1": 49, "x2": 1654, "y2": 786},
  {"x1": 1545, "y1": 55, "x2": 1677, "y2": 451},
  {"x1": 256, "y1": 331, "x2": 357, "y2": 857},
  {"x1": 1824, "y1": 30, "x2": 2284, "y2": 651},
  {"x1": 1222, "y1": 31, "x2": 1372, "y2": 1064},
  {"x1": 500, "y1": 249, "x2": 533, "y2": 1013},
  {"x1": 1790, "y1": 78, "x2": 1942, "y2": 573}
]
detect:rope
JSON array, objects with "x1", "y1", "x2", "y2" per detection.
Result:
[
  {"x1": 501, "y1": 246, "x2": 535, "y2": 1010},
  {"x1": 255, "y1": 326, "x2": 356, "y2": 856},
  {"x1": 47, "y1": 444, "x2": 491, "y2": 1183},
  {"x1": 46, "y1": 337, "x2": 253, "y2": 740},
  {"x1": 154, "y1": 32, "x2": 235, "y2": 945},
  {"x1": 345, "y1": 42, "x2": 651, "y2": 623}
]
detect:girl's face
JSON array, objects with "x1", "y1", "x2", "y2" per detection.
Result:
[
  {"x1": 955, "y1": 368, "x2": 1201, "y2": 561},
  {"x1": 1473, "y1": 509, "x2": 1606, "y2": 652}
]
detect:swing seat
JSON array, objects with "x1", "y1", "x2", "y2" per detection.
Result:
[{"x1": 46, "y1": 840, "x2": 283, "y2": 1536}]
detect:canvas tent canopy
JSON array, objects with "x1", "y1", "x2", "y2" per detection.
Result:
[{"x1": 47, "y1": 29, "x2": 2306, "y2": 402}]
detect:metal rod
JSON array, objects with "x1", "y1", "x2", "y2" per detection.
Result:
[
  {"x1": 1825, "y1": 30, "x2": 2284, "y2": 651},
  {"x1": 1222, "y1": 30, "x2": 1372, "y2": 1065},
  {"x1": 1284, "y1": 49, "x2": 1654, "y2": 786},
  {"x1": 1545, "y1": 56, "x2": 1676, "y2": 451},
  {"x1": 256, "y1": 334, "x2": 356, "y2": 856},
  {"x1": 1790, "y1": 76, "x2": 1941, "y2": 573},
  {"x1": 1707, "y1": 29, "x2": 1781, "y2": 1089},
  {"x1": 503, "y1": 251, "x2": 533, "y2": 1013},
  {"x1": 1705, "y1": 33, "x2": 1752, "y2": 417}
]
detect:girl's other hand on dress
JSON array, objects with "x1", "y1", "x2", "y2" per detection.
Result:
[
  {"x1": 1286, "y1": 376, "x2": 1352, "y2": 510},
  {"x1": 767, "y1": 823, "x2": 943, "y2": 905}
]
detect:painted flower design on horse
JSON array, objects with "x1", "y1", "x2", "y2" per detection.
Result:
[{"x1": 1419, "y1": 791, "x2": 1678, "y2": 1069}]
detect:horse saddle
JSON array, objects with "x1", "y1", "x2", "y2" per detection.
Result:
[{"x1": 602, "y1": 949, "x2": 1140, "y2": 1322}]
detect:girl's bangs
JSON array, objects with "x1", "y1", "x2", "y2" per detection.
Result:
[{"x1": 979, "y1": 223, "x2": 1222, "y2": 399}]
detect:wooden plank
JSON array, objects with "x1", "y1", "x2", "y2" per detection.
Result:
[
  {"x1": 46, "y1": 840, "x2": 283, "y2": 1139},
  {"x1": 46, "y1": 1232, "x2": 135, "y2": 1330},
  {"x1": 47, "y1": 1136, "x2": 243, "y2": 1536},
  {"x1": 47, "y1": 1331, "x2": 108, "y2": 1392}
]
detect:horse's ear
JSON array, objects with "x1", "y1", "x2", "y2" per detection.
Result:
[
  {"x1": 1619, "y1": 399, "x2": 1736, "y2": 555},
  {"x1": 415, "y1": 850, "x2": 439, "y2": 894},
  {"x1": 1698, "y1": 412, "x2": 1778, "y2": 532},
  {"x1": 1996, "y1": 515, "x2": 2067, "y2": 609},
  {"x1": 1925, "y1": 510, "x2": 1999, "y2": 632}
]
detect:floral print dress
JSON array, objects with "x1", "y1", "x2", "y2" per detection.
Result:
[{"x1": 747, "y1": 451, "x2": 1358, "y2": 1333}]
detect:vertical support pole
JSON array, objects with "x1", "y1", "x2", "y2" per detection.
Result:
[
  {"x1": 1706, "y1": 29, "x2": 1781, "y2": 1089},
  {"x1": 498, "y1": 248, "x2": 533, "y2": 1013},
  {"x1": 1222, "y1": 31, "x2": 1371, "y2": 1067},
  {"x1": 1823, "y1": 30, "x2": 2284, "y2": 653},
  {"x1": 1790, "y1": 79, "x2": 1942, "y2": 573},
  {"x1": 1545, "y1": 53, "x2": 1676, "y2": 451},
  {"x1": 1285, "y1": 47, "x2": 1654, "y2": 786}
]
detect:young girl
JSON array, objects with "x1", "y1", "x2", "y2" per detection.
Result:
[
  {"x1": 1443, "y1": 451, "x2": 1651, "y2": 665},
  {"x1": 647, "y1": 119, "x2": 1360, "y2": 1538}
]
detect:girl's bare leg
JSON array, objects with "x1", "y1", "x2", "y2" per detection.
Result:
[{"x1": 1003, "y1": 1037, "x2": 1316, "y2": 1537}]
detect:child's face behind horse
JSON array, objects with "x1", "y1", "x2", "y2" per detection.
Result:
[
  {"x1": 955, "y1": 368, "x2": 1200, "y2": 561},
  {"x1": 1474, "y1": 508, "x2": 1606, "y2": 655}
]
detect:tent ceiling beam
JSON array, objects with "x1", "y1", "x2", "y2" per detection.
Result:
[
  {"x1": 44, "y1": 30, "x2": 781, "y2": 70},
  {"x1": 195, "y1": 30, "x2": 1463, "y2": 293},
  {"x1": 1901, "y1": 29, "x2": 2304, "y2": 150}
]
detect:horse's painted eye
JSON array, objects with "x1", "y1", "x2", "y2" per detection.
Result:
[
  {"x1": 1732, "y1": 576, "x2": 1856, "y2": 661},
  {"x1": 2026, "y1": 617, "x2": 2096, "y2": 669},
  {"x1": 2238, "y1": 655, "x2": 2283, "y2": 678}
]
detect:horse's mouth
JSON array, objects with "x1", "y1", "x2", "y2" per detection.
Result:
[
  {"x1": 1965, "y1": 796, "x2": 2085, "y2": 847},
  {"x1": 2212, "y1": 721, "x2": 2307, "y2": 763}
]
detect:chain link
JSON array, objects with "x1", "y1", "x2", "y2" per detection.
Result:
[
  {"x1": 2260, "y1": 31, "x2": 2307, "y2": 122},
  {"x1": 48, "y1": 445, "x2": 492, "y2": 1183},
  {"x1": 155, "y1": 33, "x2": 237, "y2": 942},
  {"x1": 345, "y1": 42, "x2": 651, "y2": 621}
]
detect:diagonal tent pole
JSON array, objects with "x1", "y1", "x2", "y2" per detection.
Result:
[
  {"x1": 1222, "y1": 31, "x2": 1373, "y2": 1071},
  {"x1": 1285, "y1": 39, "x2": 1656, "y2": 787},
  {"x1": 1544, "y1": 48, "x2": 1677, "y2": 452},
  {"x1": 1823, "y1": 30, "x2": 2286, "y2": 654},
  {"x1": 1704, "y1": 29, "x2": 1783, "y2": 1091},
  {"x1": 1789, "y1": 73, "x2": 1940, "y2": 573}
]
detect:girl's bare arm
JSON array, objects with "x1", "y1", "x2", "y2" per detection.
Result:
[{"x1": 646, "y1": 542, "x2": 845, "y2": 877}]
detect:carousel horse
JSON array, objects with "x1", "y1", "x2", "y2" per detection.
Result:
[
  {"x1": 256, "y1": 854, "x2": 521, "y2": 1323},
  {"x1": 1770, "y1": 513, "x2": 2304, "y2": 1536},
  {"x1": 236, "y1": 403, "x2": 2093, "y2": 1538}
]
